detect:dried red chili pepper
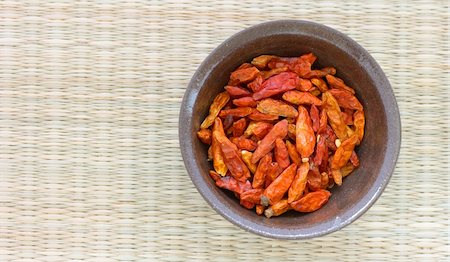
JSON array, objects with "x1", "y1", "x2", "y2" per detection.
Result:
[
  {"x1": 211, "y1": 119, "x2": 228, "y2": 176},
  {"x1": 248, "y1": 108, "x2": 279, "y2": 121},
  {"x1": 322, "y1": 91, "x2": 348, "y2": 141},
  {"x1": 287, "y1": 124, "x2": 296, "y2": 141},
  {"x1": 232, "y1": 96, "x2": 257, "y2": 108},
  {"x1": 224, "y1": 85, "x2": 251, "y2": 97},
  {"x1": 331, "y1": 133, "x2": 359, "y2": 171},
  {"x1": 264, "y1": 162, "x2": 283, "y2": 188},
  {"x1": 213, "y1": 118, "x2": 250, "y2": 182},
  {"x1": 232, "y1": 118, "x2": 247, "y2": 137},
  {"x1": 257, "y1": 98, "x2": 299, "y2": 118},
  {"x1": 209, "y1": 170, "x2": 221, "y2": 182},
  {"x1": 264, "y1": 199, "x2": 291, "y2": 218},
  {"x1": 282, "y1": 90, "x2": 322, "y2": 106},
  {"x1": 200, "y1": 92, "x2": 230, "y2": 129},
  {"x1": 295, "y1": 106, "x2": 316, "y2": 159},
  {"x1": 253, "y1": 72, "x2": 300, "y2": 100},
  {"x1": 229, "y1": 66, "x2": 260, "y2": 85},
  {"x1": 244, "y1": 121, "x2": 273, "y2": 140},
  {"x1": 318, "y1": 108, "x2": 328, "y2": 134},
  {"x1": 256, "y1": 205, "x2": 265, "y2": 215},
  {"x1": 251, "y1": 119, "x2": 288, "y2": 164},
  {"x1": 313, "y1": 135, "x2": 328, "y2": 167},
  {"x1": 274, "y1": 138, "x2": 290, "y2": 169},
  {"x1": 311, "y1": 77, "x2": 328, "y2": 93},
  {"x1": 260, "y1": 67, "x2": 289, "y2": 80},
  {"x1": 247, "y1": 75, "x2": 264, "y2": 92},
  {"x1": 342, "y1": 108, "x2": 354, "y2": 125},
  {"x1": 240, "y1": 150, "x2": 257, "y2": 174},
  {"x1": 240, "y1": 189, "x2": 264, "y2": 204},
  {"x1": 286, "y1": 140, "x2": 301, "y2": 165},
  {"x1": 326, "y1": 75, "x2": 355, "y2": 94},
  {"x1": 310, "y1": 105, "x2": 320, "y2": 132},
  {"x1": 350, "y1": 150, "x2": 360, "y2": 167},
  {"x1": 215, "y1": 175, "x2": 251, "y2": 195},
  {"x1": 197, "y1": 128, "x2": 212, "y2": 145},
  {"x1": 328, "y1": 89, "x2": 363, "y2": 110},
  {"x1": 251, "y1": 55, "x2": 277, "y2": 69},
  {"x1": 307, "y1": 165, "x2": 322, "y2": 191},
  {"x1": 353, "y1": 110, "x2": 365, "y2": 144},
  {"x1": 288, "y1": 162, "x2": 309, "y2": 203},
  {"x1": 261, "y1": 163, "x2": 297, "y2": 206},
  {"x1": 290, "y1": 189, "x2": 331, "y2": 212},
  {"x1": 219, "y1": 107, "x2": 253, "y2": 118},
  {"x1": 230, "y1": 136, "x2": 257, "y2": 151},
  {"x1": 252, "y1": 154, "x2": 272, "y2": 189},
  {"x1": 303, "y1": 67, "x2": 336, "y2": 78}
]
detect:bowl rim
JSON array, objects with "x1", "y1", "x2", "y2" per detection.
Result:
[{"x1": 179, "y1": 20, "x2": 401, "y2": 239}]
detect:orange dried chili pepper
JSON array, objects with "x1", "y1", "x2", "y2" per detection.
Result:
[
  {"x1": 224, "y1": 85, "x2": 251, "y2": 97},
  {"x1": 197, "y1": 128, "x2": 212, "y2": 145},
  {"x1": 295, "y1": 106, "x2": 316, "y2": 159},
  {"x1": 341, "y1": 108, "x2": 354, "y2": 125},
  {"x1": 247, "y1": 74, "x2": 264, "y2": 92},
  {"x1": 322, "y1": 91, "x2": 348, "y2": 141},
  {"x1": 274, "y1": 138, "x2": 290, "y2": 169},
  {"x1": 286, "y1": 140, "x2": 301, "y2": 165},
  {"x1": 260, "y1": 67, "x2": 289, "y2": 80},
  {"x1": 232, "y1": 96, "x2": 257, "y2": 107},
  {"x1": 326, "y1": 75, "x2": 355, "y2": 94},
  {"x1": 257, "y1": 98, "x2": 299, "y2": 118},
  {"x1": 256, "y1": 205, "x2": 265, "y2": 215},
  {"x1": 264, "y1": 199, "x2": 291, "y2": 218},
  {"x1": 248, "y1": 109, "x2": 279, "y2": 121},
  {"x1": 307, "y1": 166, "x2": 322, "y2": 191},
  {"x1": 209, "y1": 170, "x2": 221, "y2": 182},
  {"x1": 310, "y1": 105, "x2": 320, "y2": 132},
  {"x1": 229, "y1": 66, "x2": 260, "y2": 85},
  {"x1": 320, "y1": 172, "x2": 329, "y2": 189},
  {"x1": 290, "y1": 189, "x2": 331, "y2": 212},
  {"x1": 340, "y1": 163, "x2": 355, "y2": 177},
  {"x1": 215, "y1": 175, "x2": 252, "y2": 195},
  {"x1": 200, "y1": 91, "x2": 230, "y2": 129},
  {"x1": 304, "y1": 67, "x2": 336, "y2": 78},
  {"x1": 311, "y1": 77, "x2": 328, "y2": 92},
  {"x1": 328, "y1": 89, "x2": 363, "y2": 110},
  {"x1": 288, "y1": 162, "x2": 309, "y2": 203},
  {"x1": 261, "y1": 163, "x2": 297, "y2": 206},
  {"x1": 318, "y1": 108, "x2": 328, "y2": 134},
  {"x1": 287, "y1": 124, "x2": 296, "y2": 141},
  {"x1": 251, "y1": 55, "x2": 277, "y2": 69},
  {"x1": 240, "y1": 150, "x2": 257, "y2": 174},
  {"x1": 292, "y1": 53, "x2": 316, "y2": 77},
  {"x1": 331, "y1": 133, "x2": 359, "y2": 171},
  {"x1": 240, "y1": 189, "x2": 264, "y2": 204},
  {"x1": 253, "y1": 72, "x2": 300, "y2": 100},
  {"x1": 282, "y1": 90, "x2": 322, "y2": 106},
  {"x1": 232, "y1": 118, "x2": 247, "y2": 137},
  {"x1": 353, "y1": 110, "x2": 365, "y2": 144},
  {"x1": 331, "y1": 169, "x2": 343, "y2": 186},
  {"x1": 251, "y1": 119, "x2": 288, "y2": 164},
  {"x1": 264, "y1": 162, "x2": 283, "y2": 188},
  {"x1": 244, "y1": 121, "x2": 273, "y2": 139},
  {"x1": 240, "y1": 199, "x2": 255, "y2": 209},
  {"x1": 219, "y1": 107, "x2": 253, "y2": 118},
  {"x1": 252, "y1": 154, "x2": 272, "y2": 189},
  {"x1": 313, "y1": 134, "x2": 328, "y2": 168},
  {"x1": 350, "y1": 150, "x2": 360, "y2": 167},
  {"x1": 213, "y1": 118, "x2": 250, "y2": 182},
  {"x1": 230, "y1": 136, "x2": 257, "y2": 151},
  {"x1": 211, "y1": 119, "x2": 228, "y2": 176}
]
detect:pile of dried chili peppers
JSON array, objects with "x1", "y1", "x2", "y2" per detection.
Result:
[{"x1": 197, "y1": 53, "x2": 365, "y2": 218}]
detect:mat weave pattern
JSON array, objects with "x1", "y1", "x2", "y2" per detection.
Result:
[{"x1": 0, "y1": 1, "x2": 449, "y2": 261}]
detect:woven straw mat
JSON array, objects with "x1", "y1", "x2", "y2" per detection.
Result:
[{"x1": 0, "y1": 1, "x2": 448, "y2": 261}]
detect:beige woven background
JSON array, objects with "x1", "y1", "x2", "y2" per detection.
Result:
[{"x1": 0, "y1": 0, "x2": 449, "y2": 261}]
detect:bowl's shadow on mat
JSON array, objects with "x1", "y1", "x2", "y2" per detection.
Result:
[{"x1": 179, "y1": 20, "x2": 401, "y2": 239}]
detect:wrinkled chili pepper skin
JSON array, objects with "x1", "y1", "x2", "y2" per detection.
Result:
[
  {"x1": 256, "y1": 205, "x2": 265, "y2": 215},
  {"x1": 219, "y1": 107, "x2": 253, "y2": 118},
  {"x1": 224, "y1": 85, "x2": 251, "y2": 97},
  {"x1": 215, "y1": 175, "x2": 252, "y2": 195},
  {"x1": 240, "y1": 189, "x2": 264, "y2": 204},
  {"x1": 350, "y1": 150, "x2": 360, "y2": 167},
  {"x1": 248, "y1": 109, "x2": 279, "y2": 121},
  {"x1": 322, "y1": 92, "x2": 348, "y2": 141},
  {"x1": 264, "y1": 162, "x2": 283, "y2": 188},
  {"x1": 290, "y1": 189, "x2": 331, "y2": 212},
  {"x1": 296, "y1": 106, "x2": 316, "y2": 158},
  {"x1": 318, "y1": 109, "x2": 328, "y2": 134},
  {"x1": 261, "y1": 163, "x2": 297, "y2": 206},
  {"x1": 197, "y1": 128, "x2": 212, "y2": 145},
  {"x1": 342, "y1": 109, "x2": 354, "y2": 125},
  {"x1": 313, "y1": 135, "x2": 328, "y2": 167},
  {"x1": 331, "y1": 133, "x2": 359, "y2": 170},
  {"x1": 240, "y1": 199, "x2": 255, "y2": 209},
  {"x1": 311, "y1": 77, "x2": 328, "y2": 93},
  {"x1": 200, "y1": 92, "x2": 230, "y2": 129},
  {"x1": 247, "y1": 75, "x2": 264, "y2": 92},
  {"x1": 251, "y1": 119, "x2": 288, "y2": 164},
  {"x1": 286, "y1": 140, "x2": 301, "y2": 165},
  {"x1": 213, "y1": 118, "x2": 250, "y2": 182},
  {"x1": 326, "y1": 75, "x2": 355, "y2": 94},
  {"x1": 212, "y1": 119, "x2": 228, "y2": 176},
  {"x1": 282, "y1": 90, "x2": 322, "y2": 106},
  {"x1": 288, "y1": 162, "x2": 309, "y2": 203},
  {"x1": 261, "y1": 67, "x2": 289, "y2": 80},
  {"x1": 310, "y1": 105, "x2": 320, "y2": 132},
  {"x1": 274, "y1": 138, "x2": 290, "y2": 169},
  {"x1": 251, "y1": 55, "x2": 276, "y2": 69},
  {"x1": 353, "y1": 110, "x2": 365, "y2": 144},
  {"x1": 240, "y1": 150, "x2": 257, "y2": 174},
  {"x1": 328, "y1": 89, "x2": 363, "y2": 111},
  {"x1": 253, "y1": 72, "x2": 300, "y2": 100},
  {"x1": 252, "y1": 154, "x2": 272, "y2": 189},
  {"x1": 257, "y1": 98, "x2": 299, "y2": 118},
  {"x1": 304, "y1": 67, "x2": 336, "y2": 78},
  {"x1": 233, "y1": 96, "x2": 257, "y2": 107},
  {"x1": 230, "y1": 136, "x2": 257, "y2": 151},
  {"x1": 229, "y1": 66, "x2": 260, "y2": 85},
  {"x1": 307, "y1": 167, "x2": 322, "y2": 191},
  {"x1": 244, "y1": 121, "x2": 273, "y2": 139},
  {"x1": 232, "y1": 118, "x2": 247, "y2": 137},
  {"x1": 209, "y1": 170, "x2": 221, "y2": 182},
  {"x1": 264, "y1": 199, "x2": 290, "y2": 218}
]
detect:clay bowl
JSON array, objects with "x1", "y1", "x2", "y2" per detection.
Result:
[{"x1": 179, "y1": 20, "x2": 401, "y2": 239}]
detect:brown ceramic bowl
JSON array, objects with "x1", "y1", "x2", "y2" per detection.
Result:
[{"x1": 179, "y1": 20, "x2": 401, "y2": 239}]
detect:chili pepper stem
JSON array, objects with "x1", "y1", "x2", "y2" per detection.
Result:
[
  {"x1": 264, "y1": 208, "x2": 274, "y2": 218},
  {"x1": 261, "y1": 195, "x2": 270, "y2": 207}
]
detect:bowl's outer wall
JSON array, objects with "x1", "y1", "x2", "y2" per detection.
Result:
[{"x1": 180, "y1": 20, "x2": 401, "y2": 239}]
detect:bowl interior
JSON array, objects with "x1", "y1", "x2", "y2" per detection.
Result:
[{"x1": 180, "y1": 20, "x2": 399, "y2": 239}]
